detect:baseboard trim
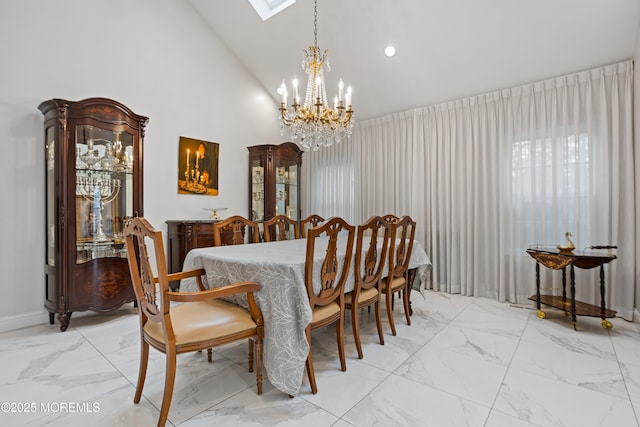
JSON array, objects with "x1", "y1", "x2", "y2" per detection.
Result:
[{"x1": 0, "y1": 310, "x2": 49, "y2": 333}]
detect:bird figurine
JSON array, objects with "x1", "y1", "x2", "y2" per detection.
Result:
[{"x1": 557, "y1": 231, "x2": 575, "y2": 253}]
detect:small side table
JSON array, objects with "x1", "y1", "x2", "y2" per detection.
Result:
[{"x1": 526, "y1": 246, "x2": 617, "y2": 330}]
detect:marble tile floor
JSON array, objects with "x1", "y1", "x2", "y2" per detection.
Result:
[{"x1": 2, "y1": 290, "x2": 640, "y2": 426}]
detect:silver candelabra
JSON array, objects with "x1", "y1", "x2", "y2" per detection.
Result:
[{"x1": 77, "y1": 173, "x2": 121, "y2": 241}]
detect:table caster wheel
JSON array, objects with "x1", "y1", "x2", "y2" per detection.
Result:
[
  {"x1": 573, "y1": 322, "x2": 578, "y2": 331},
  {"x1": 537, "y1": 310, "x2": 546, "y2": 319},
  {"x1": 601, "y1": 319, "x2": 613, "y2": 329}
]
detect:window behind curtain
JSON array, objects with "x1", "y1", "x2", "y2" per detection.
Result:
[{"x1": 511, "y1": 133, "x2": 592, "y2": 249}]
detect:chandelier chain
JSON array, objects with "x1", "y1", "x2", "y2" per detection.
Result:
[{"x1": 313, "y1": 0, "x2": 318, "y2": 48}]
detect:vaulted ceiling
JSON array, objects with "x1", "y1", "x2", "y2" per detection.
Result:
[{"x1": 188, "y1": 0, "x2": 640, "y2": 121}]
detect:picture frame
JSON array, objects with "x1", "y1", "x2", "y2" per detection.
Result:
[{"x1": 177, "y1": 136, "x2": 219, "y2": 196}]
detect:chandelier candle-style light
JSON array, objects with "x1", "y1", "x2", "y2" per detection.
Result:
[{"x1": 278, "y1": 0, "x2": 354, "y2": 151}]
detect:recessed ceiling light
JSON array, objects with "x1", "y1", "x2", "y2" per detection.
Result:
[{"x1": 384, "y1": 45, "x2": 396, "y2": 57}]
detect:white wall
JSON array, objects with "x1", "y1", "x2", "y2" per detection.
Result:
[{"x1": 0, "y1": 0, "x2": 282, "y2": 331}]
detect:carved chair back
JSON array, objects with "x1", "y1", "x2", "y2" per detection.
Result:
[
  {"x1": 304, "y1": 217, "x2": 355, "y2": 309},
  {"x1": 213, "y1": 215, "x2": 260, "y2": 245},
  {"x1": 388, "y1": 215, "x2": 416, "y2": 280},
  {"x1": 263, "y1": 215, "x2": 300, "y2": 242},
  {"x1": 125, "y1": 217, "x2": 170, "y2": 325},
  {"x1": 301, "y1": 214, "x2": 325, "y2": 238},
  {"x1": 354, "y1": 216, "x2": 391, "y2": 295}
]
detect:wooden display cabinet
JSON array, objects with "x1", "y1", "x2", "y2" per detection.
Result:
[
  {"x1": 39, "y1": 98, "x2": 148, "y2": 331},
  {"x1": 248, "y1": 143, "x2": 302, "y2": 241}
]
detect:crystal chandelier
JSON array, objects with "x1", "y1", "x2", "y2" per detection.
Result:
[{"x1": 278, "y1": 0, "x2": 354, "y2": 151}]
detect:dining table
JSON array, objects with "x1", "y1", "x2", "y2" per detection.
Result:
[{"x1": 180, "y1": 236, "x2": 432, "y2": 395}]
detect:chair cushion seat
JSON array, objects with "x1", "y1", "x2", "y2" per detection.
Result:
[
  {"x1": 344, "y1": 287, "x2": 378, "y2": 305},
  {"x1": 311, "y1": 301, "x2": 341, "y2": 324},
  {"x1": 382, "y1": 276, "x2": 406, "y2": 292},
  {"x1": 144, "y1": 299, "x2": 256, "y2": 346}
]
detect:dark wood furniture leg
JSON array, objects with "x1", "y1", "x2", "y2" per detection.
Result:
[
  {"x1": 535, "y1": 262, "x2": 544, "y2": 318},
  {"x1": 600, "y1": 265, "x2": 613, "y2": 329},
  {"x1": 58, "y1": 312, "x2": 72, "y2": 332},
  {"x1": 570, "y1": 265, "x2": 577, "y2": 330},
  {"x1": 561, "y1": 267, "x2": 570, "y2": 316}
]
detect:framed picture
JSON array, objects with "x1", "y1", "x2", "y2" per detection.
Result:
[{"x1": 177, "y1": 136, "x2": 219, "y2": 196}]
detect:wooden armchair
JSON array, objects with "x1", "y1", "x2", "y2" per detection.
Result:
[
  {"x1": 263, "y1": 215, "x2": 300, "y2": 242},
  {"x1": 382, "y1": 215, "x2": 416, "y2": 336},
  {"x1": 300, "y1": 214, "x2": 325, "y2": 238},
  {"x1": 213, "y1": 215, "x2": 260, "y2": 245},
  {"x1": 344, "y1": 216, "x2": 391, "y2": 359},
  {"x1": 304, "y1": 217, "x2": 355, "y2": 394},
  {"x1": 124, "y1": 217, "x2": 264, "y2": 427}
]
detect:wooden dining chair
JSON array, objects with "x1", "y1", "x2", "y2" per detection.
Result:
[
  {"x1": 382, "y1": 215, "x2": 416, "y2": 336},
  {"x1": 125, "y1": 217, "x2": 264, "y2": 427},
  {"x1": 213, "y1": 215, "x2": 260, "y2": 245},
  {"x1": 344, "y1": 216, "x2": 391, "y2": 359},
  {"x1": 300, "y1": 214, "x2": 325, "y2": 238},
  {"x1": 304, "y1": 216, "x2": 355, "y2": 394},
  {"x1": 263, "y1": 215, "x2": 300, "y2": 242}
]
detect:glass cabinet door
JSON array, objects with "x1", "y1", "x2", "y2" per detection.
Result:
[
  {"x1": 250, "y1": 157, "x2": 265, "y2": 240},
  {"x1": 46, "y1": 126, "x2": 56, "y2": 267},
  {"x1": 274, "y1": 159, "x2": 298, "y2": 222},
  {"x1": 250, "y1": 158, "x2": 265, "y2": 222},
  {"x1": 74, "y1": 125, "x2": 133, "y2": 264}
]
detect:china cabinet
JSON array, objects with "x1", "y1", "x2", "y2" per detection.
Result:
[
  {"x1": 248, "y1": 143, "x2": 302, "y2": 241},
  {"x1": 39, "y1": 98, "x2": 148, "y2": 331}
]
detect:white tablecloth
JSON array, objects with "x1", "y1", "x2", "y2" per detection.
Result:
[{"x1": 180, "y1": 237, "x2": 431, "y2": 395}]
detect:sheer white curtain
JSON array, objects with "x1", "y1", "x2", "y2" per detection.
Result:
[
  {"x1": 300, "y1": 140, "x2": 356, "y2": 221},
  {"x1": 302, "y1": 61, "x2": 635, "y2": 319}
]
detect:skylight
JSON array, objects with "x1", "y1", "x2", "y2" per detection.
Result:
[{"x1": 248, "y1": 0, "x2": 296, "y2": 21}]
